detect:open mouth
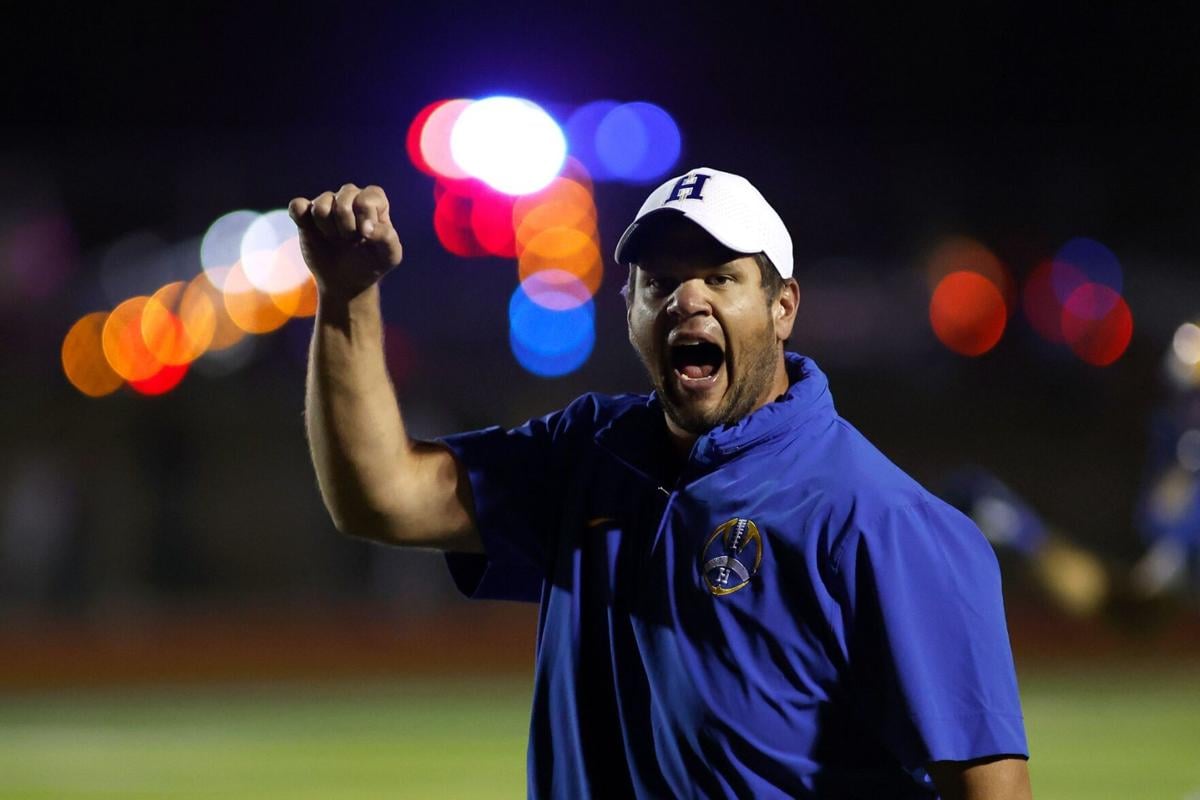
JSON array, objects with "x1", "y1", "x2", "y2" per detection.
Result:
[{"x1": 669, "y1": 341, "x2": 725, "y2": 385}]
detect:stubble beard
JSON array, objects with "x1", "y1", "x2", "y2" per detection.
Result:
[{"x1": 639, "y1": 318, "x2": 782, "y2": 436}]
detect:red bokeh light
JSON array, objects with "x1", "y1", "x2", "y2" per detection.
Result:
[
  {"x1": 924, "y1": 236, "x2": 1016, "y2": 317},
  {"x1": 419, "y1": 99, "x2": 473, "y2": 181},
  {"x1": 1022, "y1": 259, "x2": 1091, "y2": 344},
  {"x1": 929, "y1": 271, "x2": 1007, "y2": 356},
  {"x1": 406, "y1": 100, "x2": 450, "y2": 176},
  {"x1": 129, "y1": 361, "x2": 189, "y2": 395},
  {"x1": 469, "y1": 186, "x2": 518, "y2": 258},
  {"x1": 1061, "y1": 283, "x2": 1133, "y2": 366},
  {"x1": 433, "y1": 183, "x2": 487, "y2": 257}
]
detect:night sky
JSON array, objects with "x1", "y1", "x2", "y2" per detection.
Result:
[{"x1": 4, "y1": 3, "x2": 1200, "y2": 562}]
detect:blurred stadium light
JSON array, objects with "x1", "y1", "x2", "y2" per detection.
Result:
[
  {"x1": 1052, "y1": 237, "x2": 1123, "y2": 305},
  {"x1": 592, "y1": 101, "x2": 681, "y2": 183},
  {"x1": 201, "y1": 210, "x2": 259, "y2": 290},
  {"x1": 404, "y1": 96, "x2": 665, "y2": 378},
  {"x1": 508, "y1": 283, "x2": 595, "y2": 377},
  {"x1": 1061, "y1": 283, "x2": 1133, "y2": 366},
  {"x1": 1172, "y1": 322, "x2": 1200, "y2": 370},
  {"x1": 62, "y1": 312, "x2": 123, "y2": 397},
  {"x1": 64, "y1": 208, "x2": 321, "y2": 396},
  {"x1": 419, "y1": 99, "x2": 474, "y2": 180},
  {"x1": 929, "y1": 270, "x2": 1007, "y2": 356},
  {"x1": 450, "y1": 96, "x2": 566, "y2": 195}
]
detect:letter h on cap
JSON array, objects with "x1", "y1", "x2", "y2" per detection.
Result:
[{"x1": 666, "y1": 173, "x2": 710, "y2": 203}]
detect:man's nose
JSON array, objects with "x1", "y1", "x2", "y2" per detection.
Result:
[{"x1": 667, "y1": 279, "x2": 711, "y2": 318}]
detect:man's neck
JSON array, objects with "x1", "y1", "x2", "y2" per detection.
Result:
[
  {"x1": 661, "y1": 354, "x2": 794, "y2": 464},
  {"x1": 663, "y1": 420, "x2": 698, "y2": 463}
]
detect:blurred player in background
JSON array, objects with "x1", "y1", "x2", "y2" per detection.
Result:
[
  {"x1": 291, "y1": 169, "x2": 1032, "y2": 799},
  {"x1": 1131, "y1": 334, "x2": 1200, "y2": 602},
  {"x1": 941, "y1": 325, "x2": 1200, "y2": 623},
  {"x1": 938, "y1": 467, "x2": 1111, "y2": 617}
]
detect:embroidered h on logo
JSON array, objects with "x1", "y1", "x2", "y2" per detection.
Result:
[{"x1": 666, "y1": 173, "x2": 711, "y2": 203}]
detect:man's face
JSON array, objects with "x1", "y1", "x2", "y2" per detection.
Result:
[{"x1": 626, "y1": 221, "x2": 794, "y2": 437}]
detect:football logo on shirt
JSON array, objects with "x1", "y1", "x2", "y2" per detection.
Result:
[{"x1": 700, "y1": 518, "x2": 763, "y2": 596}]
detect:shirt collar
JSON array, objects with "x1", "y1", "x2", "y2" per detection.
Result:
[{"x1": 594, "y1": 352, "x2": 836, "y2": 480}]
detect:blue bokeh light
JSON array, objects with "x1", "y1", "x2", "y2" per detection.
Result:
[
  {"x1": 565, "y1": 100, "x2": 620, "y2": 181},
  {"x1": 508, "y1": 283, "x2": 595, "y2": 377},
  {"x1": 1051, "y1": 237, "x2": 1123, "y2": 306},
  {"x1": 594, "y1": 102, "x2": 681, "y2": 183}
]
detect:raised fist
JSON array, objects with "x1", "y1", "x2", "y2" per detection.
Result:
[{"x1": 288, "y1": 184, "x2": 404, "y2": 299}]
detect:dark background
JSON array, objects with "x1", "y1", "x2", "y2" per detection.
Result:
[{"x1": 2, "y1": 2, "x2": 1199, "y2": 619}]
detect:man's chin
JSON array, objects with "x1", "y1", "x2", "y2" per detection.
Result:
[{"x1": 662, "y1": 394, "x2": 725, "y2": 436}]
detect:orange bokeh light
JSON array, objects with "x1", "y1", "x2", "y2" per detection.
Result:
[
  {"x1": 517, "y1": 226, "x2": 603, "y2": 299},
  {"x1": 143, "y1": 280, "x2": 216, "y2": 366},
  {"x1": 223, "y1": 261, "x2": 291, "y2": 335},
  {"x1": 513, "y1": 178, "x2": 597, "y2": 256},
  {"x1": 62, "y1": 312, "x2": 124, "y2": 397},
  {"x1": 267, "y1": 238, "x2": 317, "y2": 317},
  {"x1": 190, "y1": 269, "x2": 247, "y2": 351},
  {"x1": 271, "y1": 273, "x2": 318, "y2": 318},
  {"x1": 102, "y1": 296, "x2": 164, "y2": 381},
  {"x1": 929, "y1": 271, "x2": 1007, "y2": 356}
]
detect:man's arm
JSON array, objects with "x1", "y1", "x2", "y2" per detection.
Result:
[
  {"x1": 291, "y1": 183, "x2": 482, "y2": 553},
  {"x1": 928, "y1": 756, "x2": 1033, "y2": 800}
]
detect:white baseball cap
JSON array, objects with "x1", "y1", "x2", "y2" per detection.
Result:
[{"x1": 613, "y1": 166, "x2": 794, "y2": 279}]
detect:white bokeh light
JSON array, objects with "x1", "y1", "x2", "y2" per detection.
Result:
[
  {"x1": 201, "y1": 210, "x2": 259, "y2": 290},
  {"x1": 268, "y1": 236, "x2": 312, "y2": 294},
  {"x1": 450, "y1": 97, "x2": 567, "y2": 195},
  {"x1": 1172, "y1": 322, "x2": 1200, "y2": 366},
  {"x1": 240, "y1": 209, "x2": 300, "y2": 292}
]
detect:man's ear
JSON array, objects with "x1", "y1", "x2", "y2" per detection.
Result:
[
  {"x1": 774, "y1": 279, "x2": 800, "y2": 341},
  {"x1": 625, "y1": 264, "x2": 637, "y2": 323}
]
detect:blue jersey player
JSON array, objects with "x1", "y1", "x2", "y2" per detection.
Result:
[{"x1": 292, "y1": 168, "x2": 1032, "y2": 799}]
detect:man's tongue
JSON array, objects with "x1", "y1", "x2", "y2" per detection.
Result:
[{"x1": 672, "y1": 341, "x2": 723, "y2": 380}]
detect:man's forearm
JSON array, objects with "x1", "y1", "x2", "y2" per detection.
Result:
[
  {"x1": 928, "y1": 756, "x2": 1033, "y2": 800},
  {"x1": 305, "y1": 284, "x2": 411, "y2": 538}
]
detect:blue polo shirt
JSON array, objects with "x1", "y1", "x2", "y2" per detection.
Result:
[{"x1": 441, "y1": 353, "x2": 1027, "y2": 798}]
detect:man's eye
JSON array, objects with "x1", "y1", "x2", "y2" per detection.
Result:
[{"x1": 707, "y1": 275, "x2": 732, "y2": 286}]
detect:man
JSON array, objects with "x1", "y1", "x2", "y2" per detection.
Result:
[{"x1": 291, "y1": 167, "x2": 1033, "y2": 799}]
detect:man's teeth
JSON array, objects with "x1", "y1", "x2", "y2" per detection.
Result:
[{"x1": 668, "y1": 339, "x2": 723, "y2": 384}]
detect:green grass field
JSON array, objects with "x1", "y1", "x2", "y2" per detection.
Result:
[{"x1": 0, "y1": 669, "x2": 1197, "y2": 799}]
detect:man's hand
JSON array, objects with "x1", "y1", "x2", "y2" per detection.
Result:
[{"x1": 288, "y1": 184, "x2": 404, "y2": 300}]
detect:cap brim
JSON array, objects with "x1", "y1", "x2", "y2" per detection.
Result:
[
  {"x1": 613, "y1": 207, "x2": 687, "y2": 265},
  {"x1": 615, "y1": 207, "x2": 766, "y2": 267}
]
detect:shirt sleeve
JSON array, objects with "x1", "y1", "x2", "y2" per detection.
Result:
[
  {"x1": 830, "y1": 498, "x2": 1029, "y2": 771},
  {"x1": 437, "y1": 407, "x2": 570, "y2": 603}
]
